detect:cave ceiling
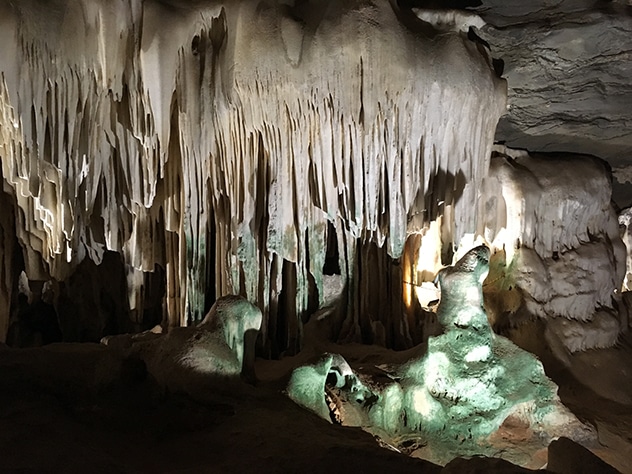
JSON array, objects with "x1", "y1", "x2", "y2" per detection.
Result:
[
  {"x1": 166, "y1": 0, "x2": 632, "y2": 203},
  {"x1": 469, "y1": 0, "x2": 632, "y2": 205}
]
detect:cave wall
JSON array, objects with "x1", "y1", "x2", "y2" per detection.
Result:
[
  {"x1": 402, "y1": 145, "x2": 627, "y2": 353},
  {"x1": 470, "y1": 0, "x2": 632, "y2": 206},
  {"x1": 0, "y1": 0, "x2": 506, "y2": 351},
  {"x1": 478, "y1": 147, "x2": 626, "y2": 353}
]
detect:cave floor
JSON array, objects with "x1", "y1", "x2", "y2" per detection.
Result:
[
  {"x1": 0, "y1": 354, "x2": 437, "y2": 474},
  {"x1": 0, "y1": 332, "x2": 631, "y2": 474},
  {"x1": 546, "y1": 332, "x2": 632, "y2": 473}
]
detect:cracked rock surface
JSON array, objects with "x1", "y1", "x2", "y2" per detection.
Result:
[{"x1": 473, "y1": 1, "x2": 632, "y2": 205}]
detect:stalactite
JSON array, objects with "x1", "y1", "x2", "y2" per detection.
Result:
[
  {"x1": 0, "y1": 166, "x2": 18, "y2": 342},
  {"x1": 0, "y1": 0, "x2": 506, "y2": 349}
]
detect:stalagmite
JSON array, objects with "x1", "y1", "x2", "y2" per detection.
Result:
[
  {"x1": 287, "y1": 246, "x2": 596, "y2": 468},
  {"x1": 0, "y1": 0, "x2": 506, "y2": 350}
]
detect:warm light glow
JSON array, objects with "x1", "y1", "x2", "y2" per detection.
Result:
[
  {"x1": 415, "y1": 218, "x2": 444, "y2": 282},
  {"x1": 412, "y1": 230, "x2": 495, "y2": 311},
  {"x1": 410, "y1": 218, "x2": 444, "y2": 310}
]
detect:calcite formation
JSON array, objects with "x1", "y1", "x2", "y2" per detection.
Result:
[
  {"x1": 288, "y1": 246, "x2": 595, "y2": 467},
  {"x1": 478, "y1": 147, "x2": 626, "y2": 352},
  {"x1": 287, "y1": 352, "x2": 375, "y2": 424},
  {"x1": 0, "y1": 0, "x2": 506, "y2": 350},
  {"x1": 408, "y1": 146, "x2": 627, "y2": 353},
  {"x1": 102, "y1": 295, "x2": 262, "y2": 393}
]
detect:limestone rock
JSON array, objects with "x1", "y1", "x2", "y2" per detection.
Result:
[
  {"x1": 478, "y1": 147, "x2": 626, "y2": 352},
  {"x1": 0, "y1": 0, "x2": 505, "y2": 352},
  {"x1": 288, "y1": 246, "x2": 595, "y2": 468},
  {"x1": 103, "y1": 295, "x2": 262, "y2": 394},
  {"x1": 477, "y1": 3, "x2": 632, "y2": 164}
]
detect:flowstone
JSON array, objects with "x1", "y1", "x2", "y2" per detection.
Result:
[
  {"x1": 287, "y1": 246, "x2": 595, "y2": 467},
  {"x1": 103, "y1": 295, "x2": 262, "y2": 393}
]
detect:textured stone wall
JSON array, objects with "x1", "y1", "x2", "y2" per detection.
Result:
[{"x1": 0, "y1": 0, "x2": 505, "y2": 350}]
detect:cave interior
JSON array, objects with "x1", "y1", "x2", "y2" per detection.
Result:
[{"x1": 1, "y1": 0, "x2": 632, "y2": 472}]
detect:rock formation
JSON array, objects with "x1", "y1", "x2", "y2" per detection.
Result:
[
  {"x1": 1, "y1": 0, "x2": 631, "y2": 471},
  {"x1": 0, "y1": 0, "x2": 506, "y2": 353},
  {"x1": 102, "y1": 295, "x2": 262, "y2": 393},
  {"x1": 288, "y1": 246, "x2": 595, "y2": 468}
]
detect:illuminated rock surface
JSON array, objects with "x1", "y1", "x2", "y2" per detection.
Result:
[
  {"x1": 408, "y1": 146, "x2": 627, "y2": 354},
  {"x1": 102, "y1": 295, "x2": 262, "y2": 393},
  {"x1": 0, "y1": 1, "x2": 631, "y2": 472},
  {"x1": 0, "y1": 0, "x2": 505, "y2": 353},
  {"x1": 479, "y1": 147, "x2": 626, "y2": 353},
  {"x1": 288, "y1": 246, "x2": 595, "y2": 468},
  {"x1": 619, "y1": 207, "x2": 632, "y2": 292}
]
